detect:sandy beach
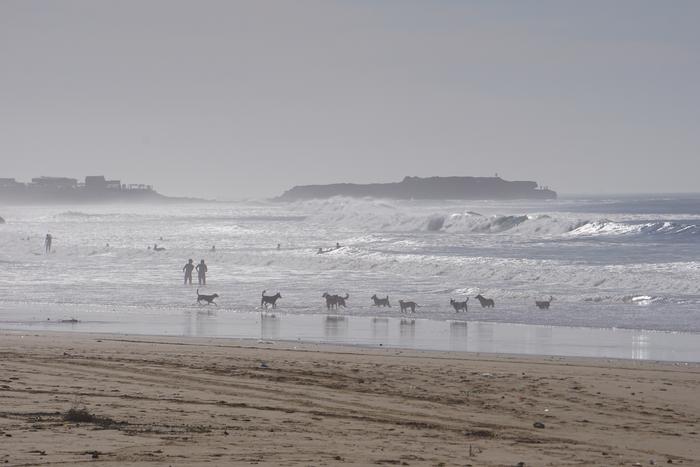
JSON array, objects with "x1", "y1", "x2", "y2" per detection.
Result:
[{"x1": 1, "y1": 332, "x2": 699, "y2": 466}]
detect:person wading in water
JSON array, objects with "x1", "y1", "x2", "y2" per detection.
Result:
[
  {"x1": 183, "y1": 259, "x2": 195, "y2": 285},
  {"x1": 44, "y1": 233, "x2": 52, "y2": 254},
  {"x1": 196, "y1": 259, "x2": 208, "y2": 286}
]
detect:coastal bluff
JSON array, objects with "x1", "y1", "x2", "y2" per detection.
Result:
[{"x1": 276, "y1": 176, "x2": 556, "y2": 201}]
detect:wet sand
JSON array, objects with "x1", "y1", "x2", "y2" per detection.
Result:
[
  {"x1": 1, "y1": 331, "x2": 699, "y2": 466},
  {"x1": 3, "y1": 303, "x2": 700, "y2": 362}
]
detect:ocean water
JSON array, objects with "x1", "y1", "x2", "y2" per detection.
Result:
[{"x1": 1, "y1": 195, "x2": 699, "y2": 357}]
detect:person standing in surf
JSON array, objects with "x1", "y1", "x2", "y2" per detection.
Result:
[
  {"x1": 44, "y1": 233, "x2": 52, "y2": 254},
  {"x1": 196, "y1": 259, "x2": 208, "y2": 286},
  {"x1": 183, "y1": 259, "x2": 195, "y2": 285}
]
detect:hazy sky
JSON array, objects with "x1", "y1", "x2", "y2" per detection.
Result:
[{"x1": 1, "y1": 1, "x2": 698, "y2": 199}]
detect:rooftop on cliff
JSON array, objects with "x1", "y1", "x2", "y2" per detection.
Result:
[{"x1": 0, "y1": 175, "x2": 204, "y2": 204}]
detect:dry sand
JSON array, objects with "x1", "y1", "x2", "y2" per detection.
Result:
[{"x1": 1, "y1": 331, "x2": 699, "y2": 466}]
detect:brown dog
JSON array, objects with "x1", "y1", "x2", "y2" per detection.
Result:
[
  {"x1": 371, "y1": 294, "x2": 391, "y2": 307},
  {"x1": 474, "y1": 294, "x2": 495, "y2": 308},
  {"x1": 398, "y1": 300, "x2": 419, "y2": 313}
]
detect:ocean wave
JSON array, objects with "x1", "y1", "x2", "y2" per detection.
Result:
[
  {"x1": 299, "y1": 198, "x2": 565, "y2": 234},
  {"x1": 55, "y1": 211, "x2": 112, "y2": 219},
  {"x1": 583, "y1": 294, "x2": 671, "y2": 305},
  {"x1": 568, "y1": 220, "x2": 700, "y2": 239},
  {"x1": 297, "y1": 198, "x2": 700, "y2": 239}
]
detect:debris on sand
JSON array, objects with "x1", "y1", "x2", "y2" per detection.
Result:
[
  {"x1": 64, "y1": 408, "x2": 118, "y2": 427},
  {"x1": 533, "y1": 421, "x2": 545, "y2": 429}
]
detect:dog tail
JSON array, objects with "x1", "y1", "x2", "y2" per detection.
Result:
[
  {"x1": 262, "y1": 290, "x2": 266, "y2": 297},
  {"x1": 344, "y1": 293, "x2": 349, "y2": 299}
]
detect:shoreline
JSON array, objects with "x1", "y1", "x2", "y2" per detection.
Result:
[
  {"x1": 4, "y1": 297, "x2": 700, "y2": 334},
  {"x1": 1, "y1": 330, "x2": 699, "y2": 466},
  {"x1": 2, "y1": 303, "x2": 700, "y2": 363}
]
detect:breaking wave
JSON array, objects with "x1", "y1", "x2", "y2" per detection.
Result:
[
  {"x1": 299, "y1": 198, "x2": 700, "y2": 240},
  {"x1": 56, "y1": 211, "x2": 112, "y2": 219},
  {"x1": 568, "y1": 220, "x2": 700, "y2": 239}
]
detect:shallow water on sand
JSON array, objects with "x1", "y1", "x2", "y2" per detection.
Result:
[{"x1": 1, "y1": 303, "x2": 698, "y2": 362}]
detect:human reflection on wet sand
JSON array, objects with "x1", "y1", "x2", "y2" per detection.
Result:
[
  {"x1": 372, "y1": 317, "x2": 388, "y2": 339},
  {"x1": 183, "y1": 311, "x2": 194, "y2": 337},
  {"x1": 399, "y1": 319, "x2": 415, "y2": 343},
  {"x1": 632, "y1": 332, "x2": 650, "y2": 361},
  {"x1": 261, "y1": 313, "x2": 280, "y2": 340},
  {"x1": 182, "y1": 309, "x2": 218, "y2": 338},
  {"x1": 195, "y1": 310, "x2": 219, "y2": 337},
  {"x1": 324, "y1": 316, "x2": 347, "y2": 338}
]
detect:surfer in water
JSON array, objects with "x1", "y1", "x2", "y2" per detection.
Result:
[
  {"x1": 183, "y1": 259, "x2": 195, "y2": 285},
  {"x1": 196, "y1": 259, "x2": 208, "y2": 286}
]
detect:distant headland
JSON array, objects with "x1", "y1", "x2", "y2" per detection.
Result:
[
  {"x1": 276, "y1": 176, "x2": 557, "y2": 201},
  {"x1": 0, "y1": 175, "x2": 198, "y2": 204}
]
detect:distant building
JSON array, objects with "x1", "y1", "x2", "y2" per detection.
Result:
[
  {"x1": 0, "y1": 174, "x2": 166, "y2": 203},
  {"x1": 126, "y1": 184, "x2": 153, "y2": 191},
  {"x1": 85, "y1": 175, "x2": 107, "y2": 189},
  {"x1": 85, "y1": 176, "x2": 122, "y2": 190},
  {"x1": 106, "y1": 179, "x2": 121, "y2": 190},
  {"x1": 30, "y1": 177, "x2": 78, "y2": 190},
  {"x1": 0, "y1": 178, "x2": 22, "y2": 188}
]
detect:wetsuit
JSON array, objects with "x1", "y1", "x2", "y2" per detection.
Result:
[
  {"x1": 196, "y1": 262, "x2": 208, "y2": 285},
  {"x1": 183, "y1": 262, "x2": 195, "y2": 284}
]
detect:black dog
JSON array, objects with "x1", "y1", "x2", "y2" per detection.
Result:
[
  {"x1": 371, "y1": 294, "x2": 391, "y2": 307},
  {"x1": 323, "y1": 293, "x2": 349, "y2": 310},
  {"x1": 450, "y1": 298, "x2": 468, "y2": 312},
  {"x1": 535, "y1": 296, "x2": 554, "y2": 310},
  {"x1": 261, "y1": 290, "x2": 282, "y2": 309},
  {"x1": 197, "y1": 289, "x2": 219, "y2": 305},
  {"x1": 336, "y1": 293, "x2": 349, "y2": 308}
]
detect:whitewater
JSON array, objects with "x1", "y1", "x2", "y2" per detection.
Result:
[{"x1": 1, "y1": 195, "x2": 700, "y2": 357}]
